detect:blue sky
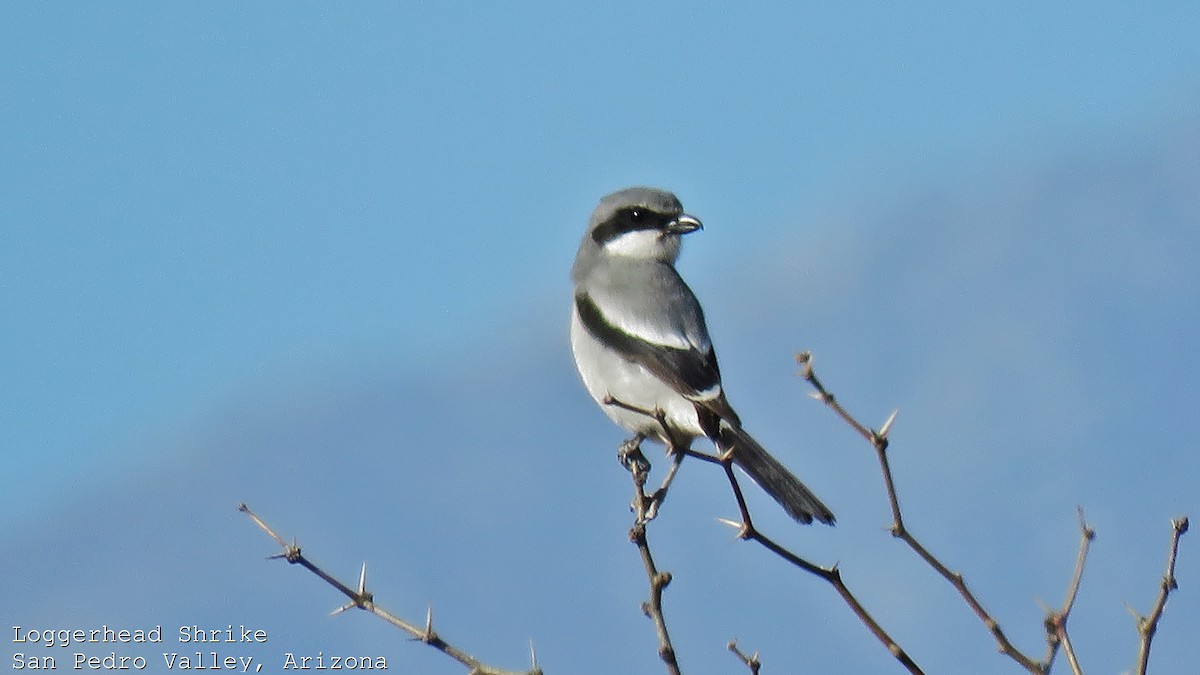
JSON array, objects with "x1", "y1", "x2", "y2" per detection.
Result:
[{"x1": 3, "y1": 4, "x2": 1198, "y2": 674}]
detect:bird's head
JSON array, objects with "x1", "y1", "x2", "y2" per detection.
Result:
[{"x1": 582, "y1": 187, "x2": 702, "y2": 265}]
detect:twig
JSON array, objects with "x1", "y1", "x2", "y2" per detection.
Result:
[
  {"x1": 727, "y1": 639, "x2": 761, "y2": 674},
  {"x1": 1043, "y1": 508, "x2": 1096, "y2": 675},
  {"x1": 619, "y1": 441, "x2": 682, "y2": 675},
  {"x1": 1056, "y1": 623, "x2": 1081, "y2": 675},
  {"x1": 606, "y1": 395, "x2": 746, "y2": 674},
  {"x1": 237, "y1": 503, "x2": 541, "y2": 675},
  {"x1": 607, "y1": 392, "x2": 923, "y2": 674},
  {"x1": 716, "y1": 461, "x2": 925, "y2": 675},
  {"x1": 1133, "y1": 516, "x2": 1189, "y2": 675},
  {"x1": 796, "y1": 351, "x2": 1075, "y2": 674}
]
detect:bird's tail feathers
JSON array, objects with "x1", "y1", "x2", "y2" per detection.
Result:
[{"x1": 718, "y1": 423, "x2": 835, "y2": 525}]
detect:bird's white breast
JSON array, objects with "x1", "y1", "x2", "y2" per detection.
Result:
[{"x1": 570, "y1": 304, "x2": 705, "y2": 444}]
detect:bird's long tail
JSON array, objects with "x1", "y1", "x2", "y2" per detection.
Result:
[{"x1": 717, "y1": 423, "x2": 835, "y2": 525}]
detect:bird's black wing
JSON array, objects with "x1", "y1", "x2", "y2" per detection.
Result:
[{"x1": 575, "y1": 289, "x2": 723, "y2": 398}]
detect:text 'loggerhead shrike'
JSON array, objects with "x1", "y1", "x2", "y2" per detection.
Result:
[{"x1": 570, "y1": 187, "x2": 834, "y2": 525}]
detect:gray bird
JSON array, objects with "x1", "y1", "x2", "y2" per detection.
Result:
[{"x1": 570, "y1": 186, "x2": 834, "y2": 525}]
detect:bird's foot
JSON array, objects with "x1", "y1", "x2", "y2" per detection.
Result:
[
  {"x1": 617, "y1": 435, "x2": 649, "y2": 475},
  {"x1": 642, "y1": 488, "x2": 667, "y2": 522},
  {"x1": 619, "y1": 435, "x2": 667, "y2": 522}
]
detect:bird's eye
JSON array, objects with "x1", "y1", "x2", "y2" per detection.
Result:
[{"x1": 629, "y1": 208, "x2": 644, "y2": 222}]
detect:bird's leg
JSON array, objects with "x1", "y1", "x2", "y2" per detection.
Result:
[
  {"x1": 606, "y1": 395, "x2": 695, "y2": 521},
  {"x1": 641, "y1": 406, "x2": 688, "y2": 521},
  {"x1": 644, "y1": 450, "x2": 683, "y2": 522},
  {"x1": 644, "y1": 417, "x2": 700, "y2": 520}
]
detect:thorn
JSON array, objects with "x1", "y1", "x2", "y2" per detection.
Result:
[
  {"x1": 1124, "y1": 601, "x2": 1142, "y2": 622},
  {"x1": 1075, "y1": 507, "x2": 1096, "y2": 540},
  {"x1": 808, "y1": 392, "x2": 823, "y2": 401},
  {"x1": 358, "y1": 563, "x2": 368, "y2": 594},
  {"x1": 879, "y1": 409, "x2": 899, "y2": 437},
  {"x1": 716, "y1": 517, "x2": 752, "y2": 539},
  {"x1": 529, "y1": 639, "x2": 538, "y2": 669},
  {"x1": 425, "y1": 603, "x2": 433, "y2": 637},
  {"x1": 330, "y1": 602, "x2": 354, "y2": 617}
]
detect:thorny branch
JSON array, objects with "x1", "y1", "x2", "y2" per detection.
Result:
[
  {"x1": 607, "y1": 394, "x2": 923, "y2": 674},
  {"x1": 1042, "y1": 508, "x2": 1096, "y2": 675},
  {"x1": 714, "y1": 452, "x2": 924, "y2": 675},
  {"x1": 618, "y1": 440, "x2": 683, "y2": 675},
  {"x1": 1133, "y1": 516, "x2": 1189, "y2": 675},
  {"x1": 239, "y1": 349, "x2": 1188, "y2": 675},
  {"x1": 238, "y1": 503, "x2": 542, "y2": 675},
  {"x1": 795, "y1": 351, "x2": 1188, "y2": 675},
  {"x1": 797, "y1": 351, "x2": 1058, "y2": 672},
  {"x1": 726, "y1": 639, "x2": 761, "y2": 674}
]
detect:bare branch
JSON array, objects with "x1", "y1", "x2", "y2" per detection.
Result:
[
  {"x1": 607, "y1": 390, "x2": 923, "y2": 674},
  {"x1": 795, "y1": 351, "x2": 1085, "y2": 674},
  {"x1": 717, "y1": 511, "x2": 925, "y2": 674},
  {"x1": 1055, "y1": 625, "x2": 1081, "y2": 675},
  {"x1": 1133, "y1": 516, "x2": 1189, "y2": 675},
  {"x1": 713, "y1": 446, "x2": 924, "y2": 674},
  {"x1": 1042, "y1": 509, "x2": 1096, "y2": 675},
  {"x1": 237, "y1": 503, "x2": 541, "y2": 675},
  {"x1": 727, "y1": 639, "x2": 761, "y2": 674},
  {"x1": 618, "y1": 440, "x2": 683, "y2": 675}
]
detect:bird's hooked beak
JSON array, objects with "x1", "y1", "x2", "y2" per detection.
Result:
[{"x1": 665, "y1": 214, "x2": 703, "y2": 235}]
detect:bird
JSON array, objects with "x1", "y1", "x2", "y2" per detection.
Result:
[{"x1": 569, "y1": 186, "x2": 834, "y2": 525}]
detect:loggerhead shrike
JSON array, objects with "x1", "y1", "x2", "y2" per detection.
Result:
[{"x1": 570, "y1": 187, "x2": 834, "y2": 525}]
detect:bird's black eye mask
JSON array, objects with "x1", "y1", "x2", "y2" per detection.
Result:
[{"x1": 591, "y1": 206, "x2": 677, "y2": 244}]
